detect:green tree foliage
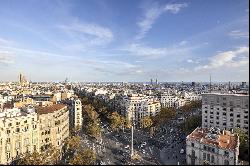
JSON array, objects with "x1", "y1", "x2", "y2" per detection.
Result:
[
  {"x1": 180, "y1": 115, "x2": 202, "y2": 134},
  {"x1": 108, "y1": 111, "x2": 122, "y2": 131},
  {"x1": 234, "y1": 127, "x2": 249, "y2": 161},
  {"x1": 82, "y1": 97, "x2": 90, "y2": 105},
  {"x1": 16, "y1": 145, "x2": 60, "y2": 165},
  {"x1": 64, "y1": 136, "x2": 81, "y2": 153},
  {"x1": 83, "y1": 104, "x2": 101, "y2": 139},
  {"x1": 153, "y1": 107, "x2": 176, "y2": 126},
  {"x1": 179, "y1": 100, "x2": 202, "y2": 112},
  {"x1": 87, "y1": 122, "x2": 101, "y2": 138},
  {"x1": 69, "y1": 148, "x2": 96, "y2": 165},
  {"x1": 140, "y1": 116, "x2": 153, "y2": 129},
  {"x1": 17, "y1": 152, "x2": 45, "y2": 165}
]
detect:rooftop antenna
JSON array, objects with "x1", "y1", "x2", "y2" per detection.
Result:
[{"x1": 209, "y1": 74, "x2": 212, "y2": 93}]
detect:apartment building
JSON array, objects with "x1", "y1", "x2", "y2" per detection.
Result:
[
  {"x1": 0, "y1": 107, "x2": 40, "y2": 164},
  {"x1": 160, "y1": 93, "x2": 177, "y2": 108},
  {"x1": 36, "y1": 104, "x2": 69, "y2": 151},
  {"x1": 121, "y1": 94, "x2": 161, "y2": 122},
  {"x1": 0, "y1": 104, "x2": 69, "y2": 164},
  {"x1": 70, "y1": 99, "x2": 82, "y2": 129},
  {"x1": 202, "y1": 93, "x2": 249, "y2": 134},
  {"x1": 186, "y1": 127, "x2": 240, "y2": 165}
]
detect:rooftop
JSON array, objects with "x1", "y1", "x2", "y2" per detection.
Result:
[
  {"x1": 187, "y1": 127, "x2": 239, "y2": 151},
  {"x1": 202, "y1": 93, "x2": 249, "y2": 97},
  {"x1": 36, "y1": 104, "x2": 66, "y2": 115}
]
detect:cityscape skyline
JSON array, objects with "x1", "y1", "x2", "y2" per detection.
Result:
[{"x1": 0, "y1": 0, "x2": 249, "y2": 82}]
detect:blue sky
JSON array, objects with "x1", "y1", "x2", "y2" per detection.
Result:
[{"x1": 0, "y1": 0, "x2": 249, "y2": 82}]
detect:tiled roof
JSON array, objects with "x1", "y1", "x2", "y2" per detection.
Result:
[
  {"x1": 36, "y1": 104, "x2": 66, "y2": 115},
  {"x1": 187, "y1": 127, "x2": 239, "y2": 151}
]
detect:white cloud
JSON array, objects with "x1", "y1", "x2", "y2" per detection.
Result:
[
  {"x1": 196, "y1": 46, "x2": 249, "y2": 70},
  {"x1": 59, "y1": 21, "x2": 114, "y2": 48},
  {"x1": 120, "y1": 42, "x2": 201, "y2": 59},
  {"x1": 179, "y1": 40, "x2": 187, "y2": 46},
  {"x1": 228, "y1": 30, "x2": 249, "y2": 38},
  {"x1": 136, "y1": 3, "x2": 187, "y2": 40},
  {"x1": 187, "y1": 59, "x2": 199, "y2": 64},
  {"x1": 164, "y1": 3, "x2": 188, "y2": 14},
  {"x1": 0, "y1": 38, "x2": 12, "y2": 45},
  {"x1": 0, "y1": 51, "x2": 14, "y2": 65}
]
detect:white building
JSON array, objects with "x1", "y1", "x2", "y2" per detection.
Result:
[
  {"x1": 160, "y1": 93, "x2": 177, "y2": 108},
  {"x1": 186, "y1": 127, "x2": 240, "y2": 165},
  {"x1": 70, "y1": 99, "x2": 82, "y2": 129},
  {"x1": 121, "y1": 94, "x2": 160, "y2": 122},
  {"x1": 202, "y1": 93, "x2": 249, "y2": 134}
]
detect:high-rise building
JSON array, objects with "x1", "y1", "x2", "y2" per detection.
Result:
[
  {"x1": 201, "y1": 93, "x2": 249, "y2": 134},
  {"x1": 18, "y1": 73, "x2": 28, "y2": 86}
]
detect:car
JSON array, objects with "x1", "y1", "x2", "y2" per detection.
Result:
[
  {"x1": 180, "y1": 149, "x2": 185, "y2": 154},
  {"x1": 142, "y1": 149, "x2": 146, "y2": 154},
  {"x1": 142, "y1": 142, "x2": 146, "y2": 146},
  {"x1": 125, "y1": 145, "x2": 130, "y2": 149}
]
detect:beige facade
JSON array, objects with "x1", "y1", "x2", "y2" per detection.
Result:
[
  {"x1": 36, "y1": 104, "x2": 69, "y2": 151},
  {"x1": 0, "y1": 108, "x2": 40, "y2": 164},
  {"x1": 202, "y1": 93, "x2": 249, "y2": 134},
  {"x1": 186, "y1": 127, "x2": 240, "y2": 165},
  {"x1": 0, "y1": 104, "x2": 69, "y2": 164},
  {"x1": 14, "y1": 98, "x2": 34, "y2": 108}
]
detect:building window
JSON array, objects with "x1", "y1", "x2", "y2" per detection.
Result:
[
  {"x1": 207, "y1": 153, "x2": 210, "y2": 162},
  {"x1": 211, "y1": 155, "x2": 214, "y2": 163},
  {"x1": 7, "y1": 152, "x2": 10, "y2": 159},
  {"x1": 203, "y1": 153, "x2": 206, "y2": 160},
  {"x1": 224, "y1": 160, "x2": 229, "y2": 165},
  {"x1": 7, "y1": 138, "x2": 10, "y2": 143}
]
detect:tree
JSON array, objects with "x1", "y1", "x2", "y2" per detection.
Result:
[
  {"x1": 153, "y1": 107, "x2": 176, "y2": 126},
  {"x1": 69, "y1": 148, "x2": 96, "y2": 165},
  {"x1": 179, "y1": 100, "x2": 202, "y2": 113},
  {"x1": 16, "y1": 145, "x2": 60, "y2": 165},
  {"x1": 87, "y1": 122, "x2": 101, "y2": 139},
  {"x1": 16, "y1": 152, "x2": 45, "y2": 165},
  {"x1": 140, "y1": 116, "x2": 153, "y2": 129},
  {"x1": 64, "y1": 136, "x2": 81, "y2": 152},
  {"x1": 83, "y1": 104, "x2": 101, "y2": 139},
  {"x1": 180, "y1": 115, "x2": 202, "y2": 134},
  {"x1": 108, "y1": 111, "x2": 122, "y2": 131},
  {"x1": 234, "y1": 127, "x2": 249, "y2": 161}
]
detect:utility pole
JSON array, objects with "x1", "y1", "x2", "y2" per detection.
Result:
[
  {"x1": 131, "y1": 110, "x2": 134, "y2": 159},
  {"x1": 209, "y1": 74, "x2": 212, "y2": 93}
]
